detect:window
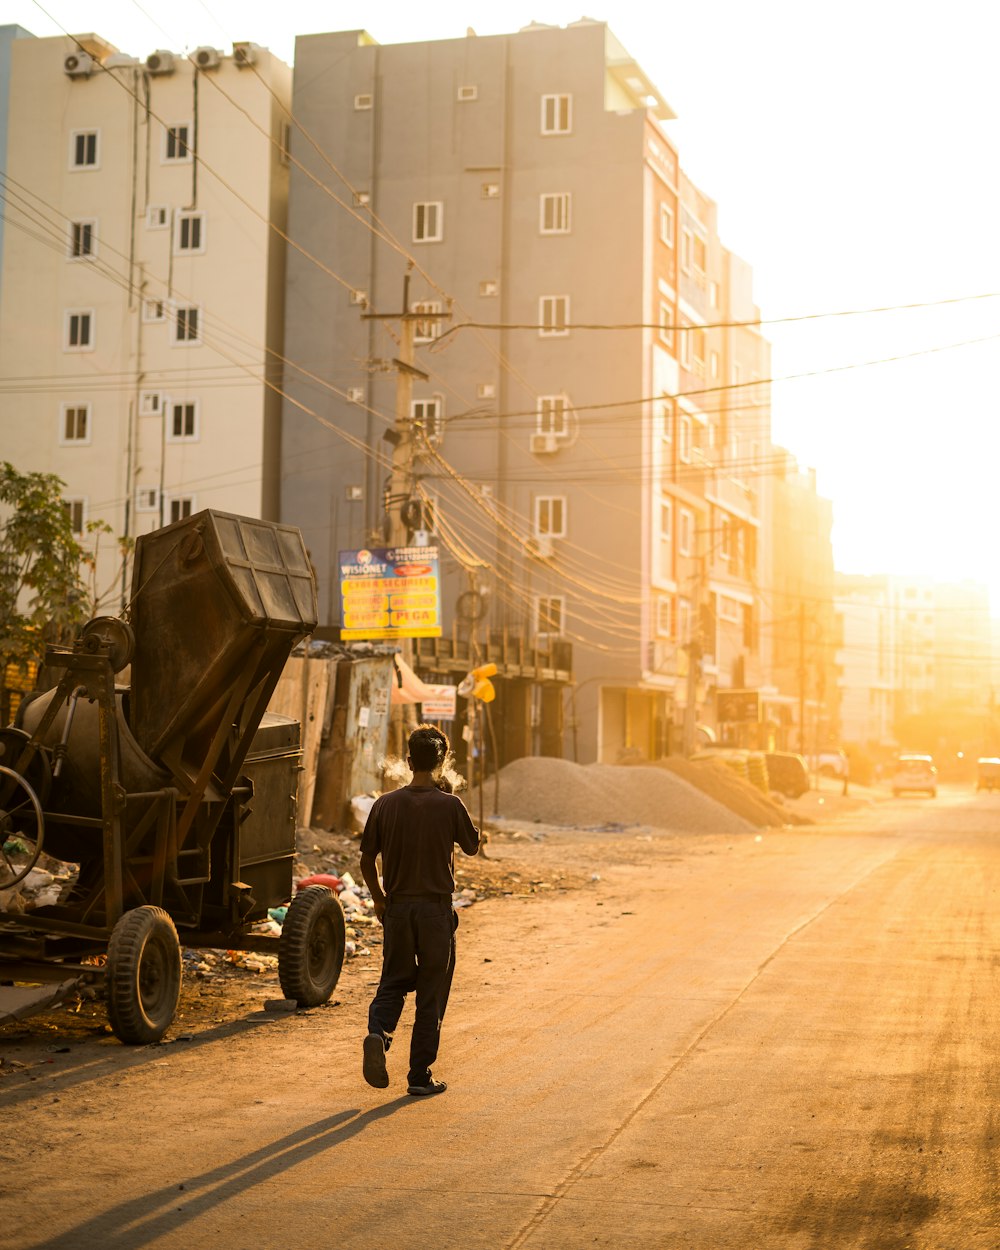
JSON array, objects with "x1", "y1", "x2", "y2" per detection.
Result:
[
  {"x1": 70, "y1": 130, "x2": 98, "y2": 169},
  {"x1": 732, "y1": 363, "x2": 743, "y2": 387},
  {"x1": 65, "y1": 310, "x2": 94, "y2": 351},
  {"x1": 479, "y1": 280, "x2": 499, "y2": 297},
  {"x1": 536, "y1": 595, "x2": 565, "y2": 636},
  {"x1": 59, "y1": 403, "x2": 90, "y2": 445},
  {"x1": 457, "y1": 85, "x2": 478, "y2": 101},
  {"x1": 659, "y1": 397, "x2": 674, "y2": 444},
  {"x1": 540, "y1": 192, "x2": 571, "y2": 234},
  {"x1": 534, "y1": 496, "x2": 566, "y2": 538},
  {"x1": 692, "y1": 233, "x2": 707, "y2": 274},
  {"x1": 679, "y1": 323, "x2": 692, "y2": 370},
  {"x1": 354, "y1": 93, "x2": 373, "y2": 110},
  {"x1": 278, "y1": 121, "x2": 291, "y2": 166},
  {"x1": 537, "y1": 395, "x2": 570, "y2": 437},
  {"x1": 659, "y1": 496, "x2": 672, "y2": 544},
  {"x1": 719, "y1": 514, "x2": 733, "y2": 561},
  {"x1": 541, "y1": 93, "x2": 572, "y2": 134},
  {"x1": 710, "y1": 350, "x2": 719, "y2": 379},
  {"x1": 481, "y1": 181, "x2": 500, "y2": 199},
  {"x1": 680, "y1": 227, "x2": 692, "y2": 272},
  {"x1": 411, "y1": 397, "x2": 443, "y2": 442},
  {"x1": 169, "y1": 497, "x2": 195, "y2": 523},
  {"x1": 678, "y1": 507, "x2": 694, "y2": 556},
  {"x1": 718, "y1": 594, "x2": 741, "y2": 623},
  {"x1": 173, "y1": 306, "x2": 201, "y2": 344},
  {"x1": 658, "y1": 302, "x2": 673, "y2": 348},
  {"x1": 167, "y1": 400, "x2": 198, "y2": 441},
  {"x1": 143, "y1": 298, "x2": 167, "y2": 323},
  {"x1": 63, "y1": 498, "x2": 86, "y2": 534},
  {"x1": 163, "y1": 124, "x2": 191, "y2": 162},
  {"x1": 539, "y1": 295, "x2": 570, "y2": 337},
  {"x1": 412, "y1": 300, "x2": 442, "y2": 343},
  {"x1": 655, "y1": 597, "x2": 673, "y2": 639},
  {"x1": 174, "y1": 211, "x2": 205, "y2": 254},
  {"x1": 678, "y1": 597, "x2": 692, "y2": 643},
  {"x1": 412, "y1": 201, "x2": 443, "y2": 243},
  {"x1": 709, "y1": 280, "x2": 720, "y2": 309},
  {"x1": 139, "y1": 390, "x2": 163, "y2": 415},
  {"x1": 692, "y1": 328, "x2": 706, "y2": 378},
  {"x1": 659, "y1": 203, "x2": 674, "y2": 247},
  {"x1": 135, "y1": 487, "x2": 160, "y2": 514},
  {"x1": 678, "y1": 414, "x2": 692, "y2": 463},
  {"x1": 68, "y1": 219, "x2": 96, "y2": 259},
  {"x1": 147, "y1": 205, "x2": 169, "y2": 229}
]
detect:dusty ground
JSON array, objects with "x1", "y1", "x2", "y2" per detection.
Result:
[{"x1": 0, "y1": 774, "x2": 875, "y2": 1078}]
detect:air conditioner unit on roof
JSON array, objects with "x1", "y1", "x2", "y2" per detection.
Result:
[
  {"x1": 192, "y1": 47, "x2": 221, "y2": 69},
  {"x1": 64, "y1": 51, "x2": 95, "y2": 77},
  {"x1": 233, "y1": 41, "x2": 259, "y2": 67},
  {"x1": 532, "y1": 535, "x2": 555, "y2": 559},
  {"x1": 530, "y1": 432, "x2": 560, "y2": 455},
  {"x1": 145, "y1": 50, "x2": 176, "y2": 75}
]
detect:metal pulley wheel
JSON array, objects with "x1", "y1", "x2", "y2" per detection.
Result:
[
  {"x1": 79, "y1": 616, "x2": 135, "y2": 673},
  {"x1": 0, "y1": 727, "x2": 51, "y2": 808},
  {"x1": 0, "y1": 764, "x2": 45, "y2": 889}
]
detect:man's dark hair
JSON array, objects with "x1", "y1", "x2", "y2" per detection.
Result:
[{"x1": 408, "y1": 724, "x2": 449, "y2": 773}]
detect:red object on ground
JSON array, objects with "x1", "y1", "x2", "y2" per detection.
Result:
[{"x1": 295, "y1": 874, "x2": 342, "y2": 892}]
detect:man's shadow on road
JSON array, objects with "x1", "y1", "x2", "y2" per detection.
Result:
[{"x1": 20, "y1": 1097, "x2": 420, "y2": 1250}]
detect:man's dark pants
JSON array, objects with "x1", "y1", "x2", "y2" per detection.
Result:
[{"x1": 368, "y1": 895, "x2": 457, "y2": 1086}]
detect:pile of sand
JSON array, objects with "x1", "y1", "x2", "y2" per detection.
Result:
[
  {"x1": 492, "y1": 758, "x2": 756, "y2": 836},
  {"x1": 649, "y1": 758, "x2": 811, "y2": 828}
]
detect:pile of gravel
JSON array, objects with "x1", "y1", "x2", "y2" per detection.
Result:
[
  {"x1": 649, "y1": 758, "x2": 810, "y2": 828},
  {"x1": 492, "y1": 758, "x2": 755, "y2": 836}
]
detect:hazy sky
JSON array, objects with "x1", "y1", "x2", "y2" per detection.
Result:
[{"x1": 6, "y1": 1, "x2": 1000, "y2": 603}]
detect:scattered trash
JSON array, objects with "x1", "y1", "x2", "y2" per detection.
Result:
[{"x1": 294, "y1": 874, "x2": 341, "y2": 893}]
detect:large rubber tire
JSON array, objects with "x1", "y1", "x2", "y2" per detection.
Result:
[
  {"x1": 106, "y1": 906, "x2": 182, "y2": 1044},
  {"x1": 278, "y1": 885, "x2": 346, "y2": 1007}
]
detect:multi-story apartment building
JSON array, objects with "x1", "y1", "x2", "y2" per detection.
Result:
[
  {"x1": 835, "y1": 573, "x2": 894, "y2": 749},
  {"x1": 0, "y1": 30, "x2": 291, "y2": 608},
  {"x1": 0, "y1": 26, "x2": 34, "y2": 312},
  {"x1": 280, "y1": 20, "x2": 773, "y2": 764}
]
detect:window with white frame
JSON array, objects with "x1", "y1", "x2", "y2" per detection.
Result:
[
  {"x1": 692, "y1": 327, "x2": 706, "y2": 378},
  {"x1": 655, "y1": 596, "x2": 673, "y2": 639},
  {"x1": 458, "y1": 84, "x2": 478, "y2": 102},
  {"x1": 147, "y1": 205, "x2": 169, "y2": 229},
  {"x1": 167, "y1": 400, "x2": 198, "y2": 441},
  {"x1": 70, "y1": 130, "x2": 98, "y2": 169},
  {"x1": 660, "y1": 397, "x2": 674, "y2": 444},
  {"x1": 732, "y1": 362, "x2": 743, "y2": 387},
  {"x1": 541, "y1": 93, "x2": 572, "y2": 134},
  {"x1": 539, "y1": 295, "x2": 570, "y2": 337},
  {"x1": 59, "y1": 403, "x2": 90, "y2": 445},
  {"x1": 678, "y1": 323, "x2": 692, "y2": 370},
  {"x1": 677, "y1": 596, "x2": 692, "y2": 644},
  {"x1": 710, "y1": 349, "x2": 719, "y2": 379},
  {"x1": 537, "y1": 394, "x2": 570, "y2": 438},
  {"x1": 139, "y1": 390, "x2": 163, "y2": 416},
  {"x1": 540, "y1": 192, "x2": 571, "y2": 234},
  {"x1": 678, "y1": 414, "x2": 692, "y2": 463},
  {"x1": 143, "y1": 298, "x2": 167, "y2": 324},
  {"x1": 534, "y1": 495, "x2": 566, "y2": 538},
  {"x1": 135, "y1": 486, "x2": 160, "y2": 514},
  {"x1": 718, "y1": 593, "x2": 741, "y2": 623},
  {"x1": 412, "y1": 201, "x2": 443, "y2": 243},
  {"x1": 63, "y1": 497, "x2": 86, "y2": 534},
  {"x1": 658, "y1": 301, "x2": 673, "y2": 347},
  {"x1": 709, "y1": 280, "x2": 720, "y2": 309},
  {"x1": 535, "y1": 595, "x2": 566, "y2": 636},
  {"x1": 354, "y1": 93, "x2": 373, "y2": 110},
  {"x1": 174, "y1": 211, "x2": 205, "y2": 254},
  {"x1": 411, "y1": 397, "x2": 443, "y2": 442},
  {"x1": 692, "y1": 233, "x2": 707, "y2": 274},
  {"x1": 169, "y1": 496, "x2": 195, "y2": 523},
  {"x1": 412, "y1": 300, "x2": 442, "y2": 343},
  {"x1": 68, "y1": 219, "x2": 96, "y2": 259},
  {"x1": 173, "y1": 305, "x2": 201, "y2": 344},
  {"x1": 659, "y1": 496, "x2": 672, "y2": 544},
  {"x1": 658, "y1": 497, "x2": 672, "y2": 580},
  {"x1": 678, "y1": 507, "x2": 694, "y2": 556},
  {"x1": 163, "y1": 124, "x2": 192, "y2": 162},
  {"x1": 719, "y1": 513, "x2": 733, "y2": 561},
  {"x1": 659, "y1": 202, "x2": 674, "y2": 247},
  {"x1": 680, "y1": 226, "x2": 692, "y2": 271},
  {"x1": 65, "y1": 310, "x2": 94, "y2": 351},
  {"x1": 278, "y1": 121, "x2": 291, "y2": 166}
]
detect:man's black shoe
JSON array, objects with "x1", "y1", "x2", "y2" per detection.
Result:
[
  {"x1": 363, "y1": 1033, "x2": 389, "y2": 1088},
  {"x1": 407, "y1": 1078, "x2": 447, "y2": 1097}
]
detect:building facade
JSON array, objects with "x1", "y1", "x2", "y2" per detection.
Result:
[
  {"x1": 0, "y1": 31, "x2": 291, "y2": 609},
  {"x1": 279, "y1": 21, "x2": 776, "y2": 764}
]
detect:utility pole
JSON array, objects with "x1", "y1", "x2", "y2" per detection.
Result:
[
  {"x1": 362, "y1": 273, "x2": 450, "y2": 757},
  {"x1": 682, "y1": 552, "x2": 705, "y2": 756},
  {"x1": 797, "y1": 600, "x2": 807, "y2": 757}
]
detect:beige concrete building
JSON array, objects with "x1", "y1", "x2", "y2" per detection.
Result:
[{"x1": 0, "y1": 31, "x2": 290, "y2": 610}]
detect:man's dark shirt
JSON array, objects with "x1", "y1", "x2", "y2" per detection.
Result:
[{"x1": 360, "y1": 785, "x2": 481, "y2": 896}]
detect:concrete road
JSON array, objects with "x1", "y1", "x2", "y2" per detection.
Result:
[{"x1": 3, "y1": 787, "x2": 999, "y2": 1249}]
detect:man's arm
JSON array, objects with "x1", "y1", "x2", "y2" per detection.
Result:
[
  {"x1": 360, "y1": 851, "x2": 386, "y2": 921},
  {"x1": 452, "y1": 798, "x2": 482, "y2": 857}
]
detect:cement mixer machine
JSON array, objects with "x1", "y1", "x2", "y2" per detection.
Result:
[{"x1": 0, "y1": 510, "x2": 345, "y2": 1042}]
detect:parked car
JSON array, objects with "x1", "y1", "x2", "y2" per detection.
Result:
[
  {"x1": 976, "y1": 758, "x2": 1000, "y2": 792},
  {"x1": 891, "y1": 754, "x2": 937, "y2": 797},
  {"x1": 765, "y1": 751, "x2": 810, "y2": 799},
  {"x1": 806, "y1": 749, "x2": 849, "y2": 779}
]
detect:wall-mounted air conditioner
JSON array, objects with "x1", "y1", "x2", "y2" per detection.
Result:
[
  {"x1": 530, "y1": 432, "x2": 560, "y2": 455},
  {"x1": 64, "y1": 51, "x2": 95, "y2": 77},
  {"x1": 191, "y1": 47, "x2": 221, "y2": 69},
  {"x1": 349, "y1": 289, "x2": 368, "y2": 306},
  {"x1": 347, "y1": 387, "x2": 365, "y2": 403},
  {"x1": 233, "y1": 42, "x2": 259, "y2": 67},
  {"x1": 145, "y1": 50, "x2": 176, "y2": 75},
  {"x1": 533, "y1": 535, "x2": 554, "y2": 559}
]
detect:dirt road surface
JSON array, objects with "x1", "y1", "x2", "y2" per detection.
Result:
[{"x1": 2, "y1": 783, "x2": 998, "y2": 1249}]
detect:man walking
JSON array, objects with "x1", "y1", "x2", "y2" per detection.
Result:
[{"x1": 360, "y1": 724, "x2": 481, "y2": 1096}]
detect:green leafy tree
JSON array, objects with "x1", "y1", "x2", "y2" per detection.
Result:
[{"x1": 0, "y1": 462, "x2": 94, "y2": 675}]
